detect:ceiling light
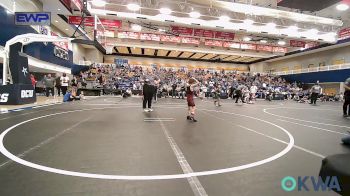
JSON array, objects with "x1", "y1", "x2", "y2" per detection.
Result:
[
  {"x1": 57, "y1": 8, "x2": 61, "y2": 11},
  {"x1": 127, "y1": 3, "x2": 140, "y2": 11},
  {"x1": 158, "y1": 28, "x2": 165, "y2": 32},
  {"x1": 278, "y1": 40, "x2": 286, "y2": 45},
  {"x1": 219, "y1": 15, "x2": 230, "y2": 21},
  {"x1": 328, "y1": 32, "x2": 338, "y2": 36},
  {"x1": 65, "y1": 28, "x2": 69, "y2": 31},
  {"x1": 131, "y1": 24, "x2": 142, "y2": 31},
  {"x1": 287, "y1": 25, "x2": 298, "y2": 31},
  {"x1": 55, "y1": 20, "x2": 58, "y2": 23},
  {"x1": 159, "y1": 8, "x2": 172, "y2": 15},
  {"x1": 336, "y1": 3, "x2": 349, "y2": 11},
  {"x1": 309, "y1": 28, "x2": 319, "y2": 34},
  {"x1": 189, "y1": 11, "x2": 201, "y2": 18},
  {"x1": 260, "y1": 40, "x2": 267, "y2": 43},
  {"x1": 266, "y1": 22, "x2": 276, "y2": 28},
  {"x1": 243, "y1": 19, "x2": 254, "y2": 25},
  {"x1": 92, "y1": 0, "x2": 106, "y2": 7},
  {"x1": 243, "y1": 37, "x2": 251, "y2": 42}
]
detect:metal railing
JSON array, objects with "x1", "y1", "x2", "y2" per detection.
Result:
[{"x1": 273, "y1": 63, "x2": 350, "y2": 75}]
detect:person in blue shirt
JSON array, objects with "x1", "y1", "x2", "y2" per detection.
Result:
[
  {"x1": 63, "y1": 89, "x2": 81, "y2": 102},
  {"x1": 63, "y1": 91, "x2": 72, "y2": 102}
]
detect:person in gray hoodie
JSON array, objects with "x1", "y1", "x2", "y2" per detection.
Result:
[{"x1": 43, "y1": 74, "x2": 55, "y2": 97}]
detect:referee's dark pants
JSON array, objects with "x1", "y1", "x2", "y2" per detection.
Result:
[
  {"x1": 343, "y1": 97, "x2": 350, "y2": 115},
  {"x1": 143, "y1": 94, "x2": 153, "y2": 109},
  {"x1": 310, "y1": 93, "x2": 318, "y2": 104},
  {"x1": 235, "y1": 90, "x2": 243, "y2": 103},
  {"x1": 46, "y1": 87, "x2": 54, "y2": 97}
]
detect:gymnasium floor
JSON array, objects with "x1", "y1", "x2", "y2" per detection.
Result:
[{"x1": 0, "y1": 96, "x2": 349, "y2": 196}]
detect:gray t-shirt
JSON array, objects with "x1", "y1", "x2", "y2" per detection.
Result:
[
  {"x1": 311, "y1": 85, "x2": 322, "y2": 94},
  {"x1": 43, "y1": 77, "x2": 55, "y2": 88}
]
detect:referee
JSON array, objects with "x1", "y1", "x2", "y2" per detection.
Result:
[{"x1": 310, "y1": 81, "x2": 322, "y2": 105}]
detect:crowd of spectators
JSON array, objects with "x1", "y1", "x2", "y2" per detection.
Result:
[
  {"x1": 76, "y1": 63, "x2": 298, "y2": 101},
  {"x1": 35, "y1": 63, "x2": 345, "y2": 103}
]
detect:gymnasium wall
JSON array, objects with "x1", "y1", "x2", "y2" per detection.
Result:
[
  {"x1": 281, "y1": 68, "x2": 350, "y2": 84},
  {"x1": 104, "y1": 55, "x2": 249, "y2": 71},
  {"x1": 265, "y1": 45, "x2": 350, "y2": 72}
]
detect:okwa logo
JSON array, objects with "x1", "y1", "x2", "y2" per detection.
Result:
[
  {"x1": 281, "y1": 176, "x2": 341, "y2": 192},
  {"x1": 21, "y1": 90, "x2": 34, "y2": 98}
]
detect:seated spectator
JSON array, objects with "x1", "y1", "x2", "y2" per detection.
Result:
[{"x1": 63, "y1": 90, "x2": 81, "y2": 102}]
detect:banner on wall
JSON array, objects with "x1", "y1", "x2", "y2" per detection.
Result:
[
  {"x1": 223, "y1": 42, "x2": 240, "y2": 49},
  {"x1": 161, "y1": 35, "x2": 181, "y2": 43},
  {"x1": 140, "y1": 33, "x2": 161, "y2": 41},
  {"x1": 241, "y1": 43, "x2": 257, "y2": 50},
  {"x1": 15, "y1": 12, "x2": 51, "y2": 26},
  {"x1": 338, "y1": 27, "x2": 350, "y2": 40},
  {"x1": 290, "y1": 40, "x2": 306, "y2": 47},
  {"x1": 181, "y1": 37, "x2": 200, "y2": 45},
  {"x1": 256, "y1": 45, "x2": 273, "y2": 52},
  {"x1": 194, "y1": 29, "x2": 215, "y2": 38},
  {"x1": 214, "y1": 31, "x2": 235, "y2": 40},
  {"x1": 50, "y1": 31, "x2": 69, "y2": 51},
  {"x1": 68, "y1": 16, "x2": 122, "y2": 28},
  {"x1": 272, "y1": 46, "x2": 287, "y2": 53},
  {"x1": 71, "y1": 0, "x2": 83, "y2": 11},
  {"x1": 204, "y1": 39, "x2": 223, "y2": 47},
  {"x1": 170, "y1": 26, "x2": 193, "y2": 36}
]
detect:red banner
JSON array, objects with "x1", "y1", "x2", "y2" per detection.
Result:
[
  {"x1": 160, "y1": 35, "x2": 181, "y2": 43},
  {"x1": 194, "y1": 29, "x2": 215, "y2": 38},
  {"x1": 51, "y1": 31, "x2": 69, "y2": 51},
  {"x1": 68, "y1": 16, "x2": 122, "y2": 28},
  {"x1": 68, "y1": 16, "x2": 94, "y2": 26},
  {"x1": 171, "y1": 26, "x2": 193, "y2": 36},
  {"x1": 223, "y1": 42, "x2": 240, "y2": 49},
  {"x1": 290, "y1": 40, "x2": 306, "y2": 47},
  {"x1": 241, "y1": 43, "x2": 256, "y2": 50},
  {"x1": 117, "y1": 32, "x2": 139, "y2": 39},
  {"x1": 272, "y1": 46, "x2": 287, "y2": 53},
  {"x1": 256, "y1": 45, "x2": 273, "y2": 52},
  {"x1": 204, "y1": 40, "x2": 223, "y2": 47},
  {"x1": 338, "y1": 27, "x2": 350, "y2": 40},
  {"x1": 181, "y1": 37, "x2": 200, "y2": 45},
  {"x1": 71, "y1": 0, "x2": 83, "y2": 11},
  {"x1": 215, "y1": 32, "x2": 235, "y2": 40},
  {"x1": 100, "y1": 18, "x2": 122, "y2": 28},
  {"x1": 140, "y1": 33, "x2": 161, "y2": 41},
  {"x1": 305, "y1": 41, "x2": 319, "y2": 49}
]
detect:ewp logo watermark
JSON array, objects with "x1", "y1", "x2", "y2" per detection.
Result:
[{"x1": 281, "y1": 176, "x2": 341, "y2": 192}]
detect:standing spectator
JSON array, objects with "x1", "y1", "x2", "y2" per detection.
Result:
[
  {"x1": 30, "y1": 74, "x2": 37, "y2": 88},
  {"x1": 171, "y1": 83, "x2": 177, "y2": 98},
  {"x1": 153, "y1": 76, "x2": 160, "y2": 102},
  {"x1": 55, "y1": 74, "x2": 61, "y2": 96},
  {"x1": 61, "y1": 73, "x2": 69, "y2": 95},
  {"x1": 43, "y1": 74, "x2": 55, "y2": 97},
  {"x1": 250, "y1": 83, "x2": 258, "y2": 102},
  {"x1": 71, "y1": 76, "x2": 78, "y2": 95}
]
